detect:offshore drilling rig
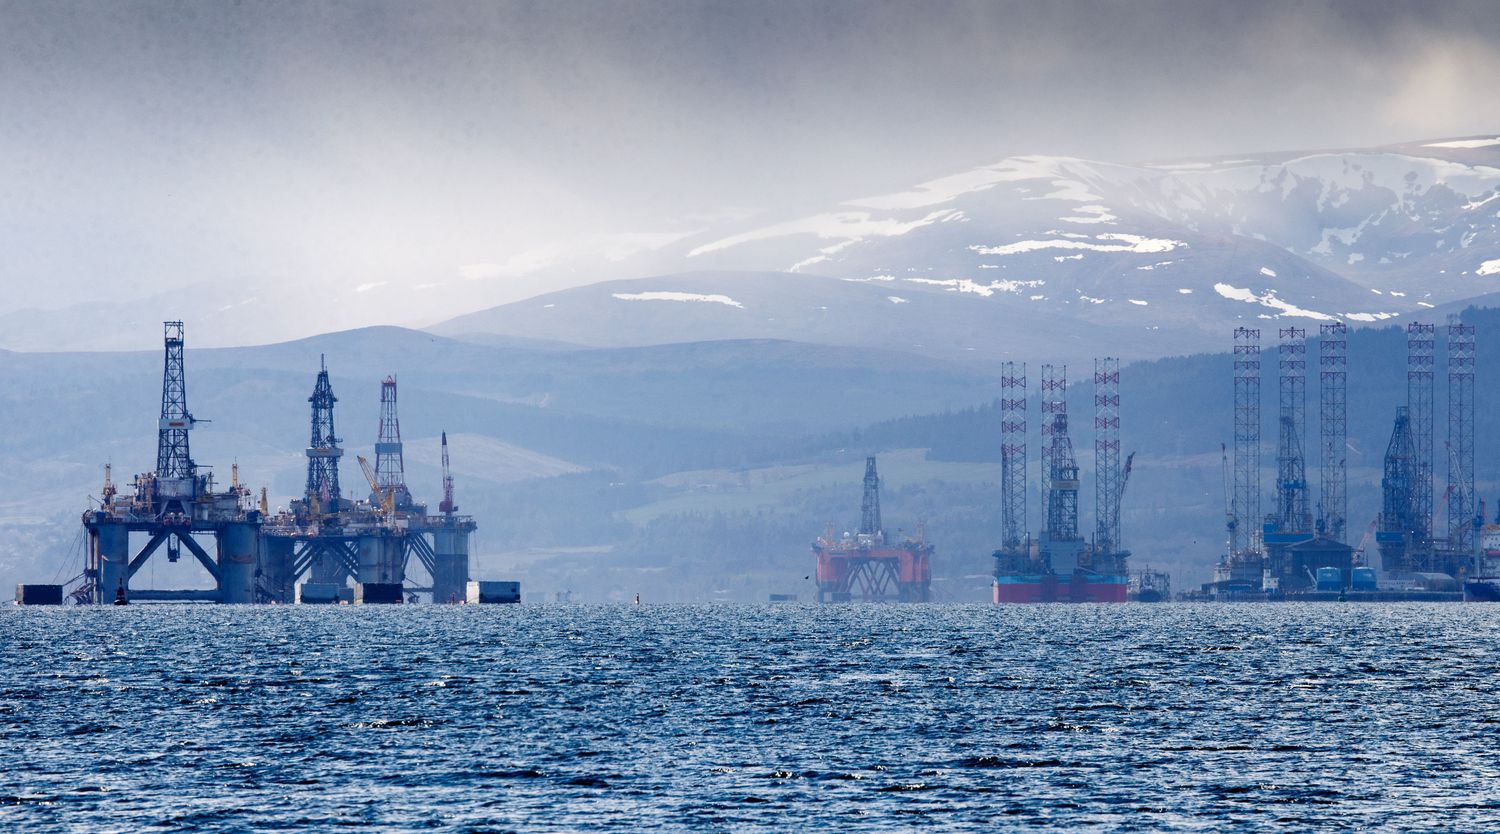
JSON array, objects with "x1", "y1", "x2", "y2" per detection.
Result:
[
  {"x1": 78, "y1": 322, "x2": 264, "y2": 603},
  {"x1": 812, "y1": 457, "x2": 933, "y2": 603},
  {"x1": 1211, "y1": 318, "x2": 1476, "y2": 598},
  {"x1": 259, "y1": 370, "x2": 479, "y2": 604},
  {"x1": 1377, "y1": 319, "x2": 1478, "y2": 581},
  {"x1": 41, "y1": 322, "x2": 493, "y2": 605},
  {"x1": 992, "y1": 360, "x2": 1133, "y2": 603},
  {"x1": 1215, "y1": 326, "x2": 1353, "y2": 597}
]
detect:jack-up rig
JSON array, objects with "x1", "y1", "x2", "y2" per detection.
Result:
[
  {"x1": 40, "y1": 322, "x2": 500, "y2": 605},
  {"x1": 992, "y1": 359, "x2": 1134, "y2": 603},
  {"x1": 1207, "y1": 318, "x2": 1479, "y2": 600},
  {"x1": 812, "y1": 457, "x2": 933, "y2": 602}
]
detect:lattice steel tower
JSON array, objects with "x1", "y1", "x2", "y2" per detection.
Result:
[
  {"x1": 1381, "y1": 407, "x2": 1417, "y2": 561},
  {"x1": 1447, "y1": 317, "x2": 1476, "y2": 552},
  {"x1": 1094, "y1": 358, "x2": 1122, "y2": 554},
  {"x1": 859, "y1": 456, "x2": 882, "y2": 536},
  {"x1": 1276, "y1": 328, "x2": 1310, "y2": 533},
  {"x1": 999, "y1": 362, "x2": 1028, "y2": 551},
  {"x1": 374, "y1": 376, "x2": 414, "y2": 509},
  {"x1": 155, "y1": 321, "x2": 196, "y2": 482},
  {"x1": 1233, "y1": 328, "x2": 1262, "y2": 555},
  {"x1": 1045, "y1": 412, "x2": 1079, "y2": 542},
  {"x1": 305, "y1": 355, "x2": 343, "y2": 507},
  {"x1": 1039, "y1": 365, "x2": 1066, "y2": 527},
  {"x1": 1318, "y1": 323, "x2": 1347, "y2": 542},
  {"x1": 1407, "y1": 323, "x2": 1435, "y2": 545}
]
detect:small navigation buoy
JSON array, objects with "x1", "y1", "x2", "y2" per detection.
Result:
[
  {"x1": 634, "y1": 593, "x2": 640, "y2": 605},
  {"x1": 113, "y1": 584, "x2": 128, "y2": 606}
]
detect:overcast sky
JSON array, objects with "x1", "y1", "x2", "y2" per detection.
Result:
[{"x1": 3, "y1": 0, "x2": 1498, "y2": 339}]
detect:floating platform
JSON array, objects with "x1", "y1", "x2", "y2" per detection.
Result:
[
  {"x1": 295, "y1": 583, "x2": 348, "y2": 604},
  {"x1": 466, "y1": 581, "x2": 520, "y2": 604},
  {"x1": 354, "y1": 582, "x2": 404, "y2": 604},
  {"x1": 15, "y1": 584, "x2": 63, "y2": 606}
]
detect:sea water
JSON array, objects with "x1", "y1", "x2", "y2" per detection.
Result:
[{"x1": 3, "y1": 603, "x2": 1499, "y2": 831}]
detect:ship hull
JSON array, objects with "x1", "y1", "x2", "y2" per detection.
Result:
[
  {"x1": 992, "y1": 573, "x2": 1128, "y2": 604},
  {"x1": 1465, "y1": 579, "x2": 1500, "y2": 602}
]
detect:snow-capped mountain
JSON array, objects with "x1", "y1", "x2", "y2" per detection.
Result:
[{"x1": 436, "y1": 136, "x2": 1500, "y2": 359}]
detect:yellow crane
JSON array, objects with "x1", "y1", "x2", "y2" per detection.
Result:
[{"x1": 357, "y1": 455, "x2": 395, "y2": 517}]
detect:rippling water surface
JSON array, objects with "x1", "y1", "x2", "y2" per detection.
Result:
[{"x1": 4, "y1": 603, "x2": 1500, "y2": 831}]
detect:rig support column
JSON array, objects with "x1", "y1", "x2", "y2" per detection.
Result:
[
  {"x1": 1407, "y1": 322, "x2": 1435, "y2": 560},
  {"x1": 1233, "y1": 328, "x2": 1262, "y2": 558},
  {"x1": 431, "y1": 527, "x2": 471, "y2": 604},
  {"x1": 258, "y1": 536, "x2": 297, "y2": 603},
  {"x1": 216, "y1": 523, "x2": 257, "y2": 603},
  {"x1": 1318, "y1": 323, "x2": 1348, "y2": 542},
  {"x1": 999, "y1": 362, "x2": 1028, "y2": 552},
  {"x1": 1447, "y1": 317, "x2": 1476, "y2": 556},
  {"x1": 94, "y1": 523, "x2": 131, "y2": 604},
  {"x1": 359, "y1": 533, "x2": 404, "y2": 585}
]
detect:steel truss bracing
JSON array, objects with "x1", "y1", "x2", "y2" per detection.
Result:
[
  {"x1": 999, "y1": 362, "x2": 1028, "y2": 551},
  {"x1": 1039, "y1": 365, "x2": 1067, "y2": 526},
  {"x1": 155, "y1": 321, "x2": 195, "y2": 481},
  {"x1": 1382, "y1": 408, "x2": 1417, "y2": 542},
  {"x1": 306, "y1": 355, "x2": 343, "y2": 506},
  {"x1": 1046, "y1": 412, "x2": 1079, "y2": 542},
  {"x1": 1447, "y1": 317, "x2": 1476, "y2": 552},
  {"x1": 1318, "y1": 323, "x2": 1348, "y2": 542},
  {"x1": 1407, "y1": 323, "x2": 1435, "y2": 544},
  {"x1": 1094, "y1": 358, "x2": 1122, "y2": 553},
  {"x1": 374, "y1": 376, "x2": 413, "y2": 508},
  {"x1": 860, "y1": 456, "x2": 882, "y2": 536},
  {"x1": 1277, "y1": 328, "x2": 1311, "y2": 533},
  {"x1": 1233, "y1": 328, "x2": 1262, "y2": 555}
]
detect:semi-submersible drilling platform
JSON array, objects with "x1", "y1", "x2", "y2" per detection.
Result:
[
  {"x1": 812, "y1": 457, "x2": 933, "y2": 603},
  {"x1": 71, "y1": 321, "x2": 483, "y2": 604}
]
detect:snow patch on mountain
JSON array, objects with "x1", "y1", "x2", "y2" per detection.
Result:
[
  {"x1": 887, "y1": 296, "x2": 908, "y2": 304},
  {"x1": 1213, "y1": 283, "x2": 1336, "y2": 321},
  {"x1": 1479, "y1": 259, "x2": 1500, "y2": 276},
  {"x1": 688, "y1": 208, "x2": 963, "y2": 258},
  {"x1": 1425, "y1": 137, "x2": 1500, "y2": 149},
  {"x1": 971, "y1": 233, "x2": 1185, "y2": 257},
  {"x1": 1060, "y1": 205, "x2": 1118, "y2": 224},
  {"x1": 846, "y1": 156, "x2": 1095, "y2": 211},
  {"x1": 612, "y1": 291, "x2": 744, "y2": 308},
  {"x1": 904, "y1": 277, "x2": 1044, "y2": 297}
]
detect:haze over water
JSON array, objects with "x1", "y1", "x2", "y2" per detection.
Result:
[{"x1": 3, "y1": 603, "x2": 1497, "y2": 831}]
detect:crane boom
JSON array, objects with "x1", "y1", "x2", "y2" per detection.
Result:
[
  {"x1": 439, "y1": 431, "x2": 456, "y2": 514},
  {"x1": 357, "y1": 454, "x2": 394, "y2": 516}
]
